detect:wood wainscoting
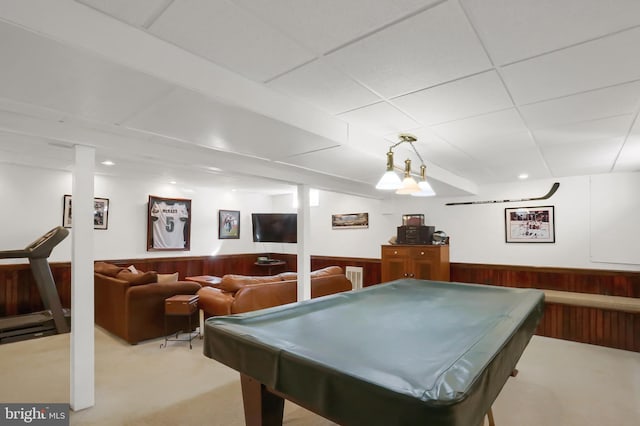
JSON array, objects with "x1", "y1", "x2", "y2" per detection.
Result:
[
  {"x1": 451, "y1": 263, "x2": 640, "y2": 352},
  {"x1": 3, "y1": 257, "x2": 638, "y2": 352},
  {"x1": 1, "y1": 254, "x2": 275, "y2": 317},
  {"x1": 0, "y1": 254, "x2": 382, "y2": 318}
]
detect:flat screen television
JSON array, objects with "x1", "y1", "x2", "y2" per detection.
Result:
[{"x1": 251, "y1": 213, "x2": 297, "y2": 243}]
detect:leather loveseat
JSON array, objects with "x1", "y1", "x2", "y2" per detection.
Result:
[
  {"x1": 197, "y1": 266, "x2": 353, "y2": 318},
  {"x1": 94, "y1": 262, "x2": 201, "y2": 344}
]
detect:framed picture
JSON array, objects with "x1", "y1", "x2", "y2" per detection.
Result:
[
  {"x1": 219, "y1": 210, "x2": 240, "y2": 239},
  {"x1": 402, "y1": 214, "x2": 424, "y2": 226},
  {"x1": 62, "y1": 195, "x2": 109, "y2": 230},
  {"x1": 147, "y1": 195, "x2": 191, "y2": 251},
  {"x1": 505, "y1": 206, "x2": 555, "y2": 243},
  {"x1": 332, "y1": 213, "x2": 369, "y2": 229}
]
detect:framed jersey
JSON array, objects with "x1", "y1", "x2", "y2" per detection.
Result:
[{"x1": 147, "y1": 195, "x2": 192, "y2": 251}]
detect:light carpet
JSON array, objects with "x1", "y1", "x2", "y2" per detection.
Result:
[{"x1": 0, "y1": 327, "x2": 638, "y2": 425}]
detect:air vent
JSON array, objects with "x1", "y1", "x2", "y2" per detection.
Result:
[{"x1": 345, "y1": 266, "x2": 363, "y2": 290}]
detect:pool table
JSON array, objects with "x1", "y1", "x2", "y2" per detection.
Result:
[{"x1": 204, "y1": 279, "x2": 544, "y2": 426}]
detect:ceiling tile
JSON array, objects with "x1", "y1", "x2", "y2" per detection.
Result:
[
  {"x1": 0, "y1": 22, "x2": 173, "y2": 124},
  {"x1": 392, "y1": 71, "x2": 513, "y2": 125},
  {"x1": 542, "y1": 138, "x2": 624, "y2": 176},
  {"x1": 326, "y1": 1, "x2": 491, "y2": 98},
  {"x1": 532, "y1": 115, "x2": 633, "y2": 146},
  {"x1": 614, "y1": 120, "x2": 640, "y2": 171},
  {"x1": 148, "y1": 0, "x2": 314, "y2": 82},
  {"x1": 123, "y1": 88, "x2": 338, "y2": 159},
  {"x1": 76, "y1": 0, "x2": 171, "y2": 27},
  {"x1": 501, "y1": 26, "x2": 640, "y2": 105},
  {"x1": 231, "y1": 0, "x2": 439, "y2": 54},
  {"x1": 461, "y1": 0, "x2": 640, "y2": 65},
  {"x1": 480, "y1": 152, "x2": 551, "y2": 180},
  {"x1": 337, "y1": 102, "x2": 420, "y2": 137},
  {"x1": 613, "y1": 137, "x2": 640, "y2": 171},
  {"x1": 520, "y1": 81, "x2": 640, "y2": 129},
  {"x1": 267, "y1": 60, "x2": 381, "y2": 115},
  {"x1": 281, "y1": 145, "x2": 381, "y2": 182},
  {"x1": 0, "y1": 130, "x2": 73, "y2": 163},
  {"x1": 430, "y1": 109, "x2": 530, "y2": 148}
]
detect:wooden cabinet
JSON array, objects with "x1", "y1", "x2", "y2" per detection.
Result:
[{"x1": 381, "y1": 245, "x2": 450, "y2": 282}]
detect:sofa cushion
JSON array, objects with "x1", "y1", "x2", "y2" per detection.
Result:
[
  {"x1": 310, "y1": 266, "x2": 343, "y2": 278},
  {"x1": 157, "y1": 272, "x2": 179, "y2": 283},
  {"x1": 95, "y1": 262, "x2": 125, "y2": 277},
  {"x1": 278, "y1": 272, "x2": 298, "y2": 281},
  {"x1": 116, "y1": 270, "x2": 158, "y2": 286},
  {"x1": 218, "y1": 274, "x2": 283, "y2": 293}
]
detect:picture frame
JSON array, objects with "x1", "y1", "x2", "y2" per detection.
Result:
[
  {"x1": 402, "y1": 214, "x2": 424, "y2": 226},
  {"x1": 147, "y1": 195, "x2": 191, "y2": 251},
  {"x1": 505, "y1": 206, "x2": 555, "y2": 243},
  {"x1": 331, "y1": 213, "x2": 369, "y2": 229},
  {"x1": 219, "y1": 210, "x2": 240, "y2": 239},
  {"x1": 62, "y1": 195, "x2": 109, "y2": 230}
]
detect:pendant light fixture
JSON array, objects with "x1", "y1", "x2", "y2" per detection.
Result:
[{"x1": 375, "y1": 134, "x2": 436, "y2": 196}]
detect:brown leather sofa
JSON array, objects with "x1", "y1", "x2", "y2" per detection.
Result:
[
  {"x1": 94, "y1": 262, "x2": 201, "y2": 344},
  {"x1": 197, "y1": 266, "x2": 353, "y2": 318}
]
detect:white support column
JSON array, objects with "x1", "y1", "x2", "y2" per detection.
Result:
[
  {"x1": 296, "y1": 184, "x2": 311, "y2": 302},
  {"x1": 70, "y1": 145, "x2": 95, "y2": 411}
]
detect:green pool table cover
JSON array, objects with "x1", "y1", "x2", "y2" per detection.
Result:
[{"x1": 204, "y1": 279, "x2": 544, "y2": 426}]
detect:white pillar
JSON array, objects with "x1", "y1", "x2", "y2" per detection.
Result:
[
  {"x1": 296, "y1": 184, "x2": 311, "y2": 301},
  {"x1": 70, "y1": 145, "x2": 95, "y2": 411}
]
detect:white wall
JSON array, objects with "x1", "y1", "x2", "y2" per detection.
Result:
[
  {"x1": 303, "y1": 176, "x2": 639, "y2": 271},
  {"x1": 0, "y1": 164, "x2": 272, "y2": 263},
  {"x1": 2, "y1": 163, "x2": 638, "y2": 271}
]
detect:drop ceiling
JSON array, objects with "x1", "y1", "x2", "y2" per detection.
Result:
[{"x1": 0, "y1": 0, "x2": 638, "y2": 199}]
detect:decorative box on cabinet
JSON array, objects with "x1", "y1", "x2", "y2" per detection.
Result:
[{"x1": 381, "y1": 245, "x2": 450, "y2": 282}]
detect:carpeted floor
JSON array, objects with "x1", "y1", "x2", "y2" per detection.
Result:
[{"x1": 0, "y1": 327, "x2": 638, "y2": 425}]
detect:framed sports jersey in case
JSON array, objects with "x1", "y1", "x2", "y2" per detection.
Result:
[{"x1": 147, "y1": 195, "x2": 192, "y2": 251}]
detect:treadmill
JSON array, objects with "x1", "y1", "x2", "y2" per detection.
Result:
[{"x1": 0, "y1": 226, "x2": 70, "y2": 343}]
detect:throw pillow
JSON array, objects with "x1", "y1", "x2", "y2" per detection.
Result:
[
  {"x1": 116, "y1": 270, "x2": 158, "y2": 286},
  {"x1": 157, "y1": 272, "x2": 179, "y2": 283}
]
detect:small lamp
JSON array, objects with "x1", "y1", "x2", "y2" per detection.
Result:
[
  {"x1": 395, "y1": 159, "x2": 420, "y2": 194},
  {"x1": 375, "y1": 150, "x2": 402, "y2": 190},
  {"x1": 411, "y1": 165, "x2": 436, "y2": 197}
]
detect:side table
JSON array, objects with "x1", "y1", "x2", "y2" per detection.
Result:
[
  {"x1": 254, "y1": 260, "x2": 287, "y2": 276},
  {"x1": 161, "y1": 294, "x2": 199, "y2": 349}
]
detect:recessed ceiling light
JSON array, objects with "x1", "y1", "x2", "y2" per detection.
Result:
[
  {"x1": 169, "y1": 180, "x2": 177, "y2": 185},
  {"x1": 518, "y1": 173, "x2": 529, "y2": 180},
  {"x1": 101, "y1": 160, "x2": 115, "y2": 166}
]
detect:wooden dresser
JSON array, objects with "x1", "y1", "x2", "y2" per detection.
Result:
[{"x1": 381, "y1": 245, "x2": 450, "y2": 282}]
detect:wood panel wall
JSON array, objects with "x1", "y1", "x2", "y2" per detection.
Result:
[
  {"x1": 3, "y1": 257, "x2": 638, "y2": 351},
  {"x1": 451, "y1": 262, "x2": 640, "y2": 352},
  {"x1": 0, "y1": 254, "x2": 382, "y2": 317}
]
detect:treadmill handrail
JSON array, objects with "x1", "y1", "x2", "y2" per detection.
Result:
[{"x1": 0, "y1": 226, "x2": 69, "y2": 260}]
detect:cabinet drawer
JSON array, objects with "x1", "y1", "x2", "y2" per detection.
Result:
[
  {"x1": 381, "y1": 246, "x2": 411, "y2": 258},
  {"x1": 409, "y1": 247, "x2": 440, "y2": 260}
]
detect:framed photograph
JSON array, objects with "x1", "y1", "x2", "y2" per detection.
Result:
[
  {"x1": 219, "y1": 210, "x2": 240, "y2": 239},
  {"x1": 147, "y1": 195, "x2": 191, "y2": 251},
  {"x1": 332, "y1": 213, "x2": 369, "y2": 229},
  {"x1": 505, "y1": 206, "x2": 555, "y2": 243},
  {"x1": 402, "y1": 214, "x2": 424, "y2": 226},
  {"x1": 62, "y1": 195, "x2": 110, "y2": 230}
]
